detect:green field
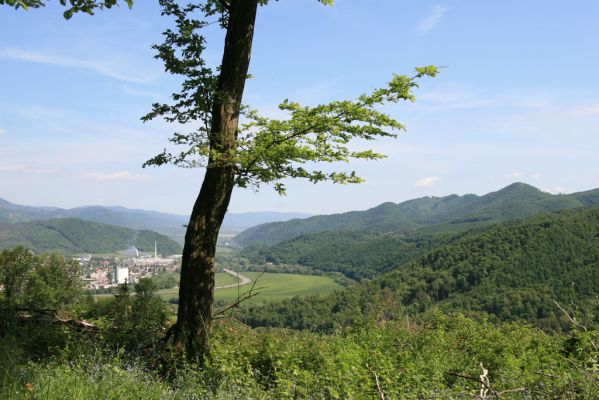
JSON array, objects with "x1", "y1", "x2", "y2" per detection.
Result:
[
  {"x1": 157, "y1": 272, "x2": 343, "y2": 305},
  {"x1": 216, "y1": 272, "x2": 343, "y2": 305}
]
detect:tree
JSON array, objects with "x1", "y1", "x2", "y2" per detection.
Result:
[
  {"x1": 133, "y1": 277, "x2": 167, "y2": 330},
  {"x1": 143, "y1": 0, "x2": 436, "y2": 359},
  {"x1": 0, "y1": 247, "x2": 82, "y2": 312},
  {"x1": 3, "y1": 0, "x2": 437, "y2": 359}
]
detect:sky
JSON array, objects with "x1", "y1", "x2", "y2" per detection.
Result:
[{"x1": 1, "y1": 0, "x2": 598, "y2": 215}]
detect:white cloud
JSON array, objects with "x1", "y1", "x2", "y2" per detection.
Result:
[
  {"x1": 415, "y1": 176, "x2": 440, "y2": 187},
  {"x1": 507, "y1": 171, "x2": 524, "y2": 178},
  {"x1": 123, "y1": 85, "x2": 161, "y2": 99},
  {"x1": 417, "y1": 5, "x2": 447, "y2": 35},
  {"x1": 0, "y1": 128, "x2": 5, "y2": 136},
  {"x1": 0, "y1": 162, "x2": 55, "y2": 174},
  {"x1": 542, "y1": 186, "x2": 567, "y2": 194},
  {"x1": 571, "y1": 103, "x2": 599, "y2": 117},
  {"x1": 0, "y1": 47, "x2": 151, "y2": 84},
  {"x1": 532, "y1": 174, "x2": 541, "y2": 179},
  {"x1": 86, "y1": 170, "x2": 150, "y2": 182}
]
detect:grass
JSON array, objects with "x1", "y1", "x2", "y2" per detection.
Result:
[
  {"x1": 215, "y1": 272, "x2": 343, "y2": 305},
  {"x1": 156, "y1": 272, "x2": 343, "y2": 305},
  {"x1": 156, "y1": 272, "x2": 243, "y2": 299}
]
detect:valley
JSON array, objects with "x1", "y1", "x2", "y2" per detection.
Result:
[{"x1": 2, "y1": 183, "x2": 598, "y2": 398}]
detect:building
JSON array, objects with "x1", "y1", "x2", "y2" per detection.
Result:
[{"x1": 115, "y1": 266, "x2": 129, "y2": 284}]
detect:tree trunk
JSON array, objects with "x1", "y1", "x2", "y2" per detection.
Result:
[{"x1": 173, "y1": 0, "x2": 258, "y2": 359}]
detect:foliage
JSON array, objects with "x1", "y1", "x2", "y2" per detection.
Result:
[
  {"x1": 150, "y1": 272, "x2": 178, "y2": 290},
  {"x1": 0, "y1": 246, "x2": 82, "y2": 311},
  {"x1": 0, "y1": 248, "x2": 84, "y2": 359},
  {"x1": 243, "y1": 229, "x2": 457, "y2": 279},
  {"x1": 85, "y1": 280, "x2": 169, "y2": 348},
  {"x1": 141, "y1": 0, "x2": 437, "y2": 196},
  {"x1": 0, "y1": 0, "x2": 133, "y2": 19},
  {"x1": 1, "y1": 315, "x2": 597, "y2": 399}
]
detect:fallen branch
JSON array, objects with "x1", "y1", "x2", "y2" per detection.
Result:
[
  {"x1": 52, "y1": 318, "x2": 100, "y2": 333},
  {"x1": 15, "y1": 314, "x2": 99, "y2": 334}
]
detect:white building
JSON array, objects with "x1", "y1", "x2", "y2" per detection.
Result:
[{"x1": 115, "y1": 266, "x2": 129, "y2": 284}]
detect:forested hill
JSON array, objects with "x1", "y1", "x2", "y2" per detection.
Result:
[
  {"x1": 0, "y1": 218, "x2": 182, "y2": 255},
  {"x1": 242, "y1": 229, "x2": 458, "y2": 279},
  {"x1": 241, "y1": 206, "x2": 599, "y2": 331},
  {"x1": 233, "y1": 183, "x2": 599, "y2": 247},
  {"x1": 0, "y1": 197, "x2": 310, "y2": 241}
]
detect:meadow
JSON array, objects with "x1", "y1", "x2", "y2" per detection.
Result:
[{"x1": 157, "y1": 271, "x2": 344, "y2": 305}]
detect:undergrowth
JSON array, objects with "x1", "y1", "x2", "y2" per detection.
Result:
[{"x1": 1, "y1": 314, "x2": 598, "y2": 399}]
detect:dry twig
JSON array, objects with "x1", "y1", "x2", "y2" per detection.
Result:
[
  {"x1": 553, "y1": 299, "x2": 598, "y2": 352},
  {"x1": 212, "y1": 271, "x2": 265, "y2": 318},
  {"x1": 366, "y1": 363, "x2": 386, "y2": 400}
]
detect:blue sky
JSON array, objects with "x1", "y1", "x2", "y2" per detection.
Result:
[{"x1": 1, "y1": 0, "x2": 598, "y2": 214}]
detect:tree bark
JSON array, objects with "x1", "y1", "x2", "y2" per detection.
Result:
[{"x1": 173, "y1": 0, "x2": 258, "y2": 359}]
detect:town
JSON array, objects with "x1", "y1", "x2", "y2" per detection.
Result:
[{"x1": 77, "y1": 242, "x2": 181, "y2": 290}]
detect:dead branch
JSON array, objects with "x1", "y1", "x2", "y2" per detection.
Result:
[
  {"x1": 52, "y1": 318, "x2": 100, "y2": 333},
  {"x1": 366, "y1": 363, "x2": 386, "y2": 400},
  {"x1": 553, "y1": 299, "x2": 598, "y2": 352},
  {"x1": 496, "y1": 387, "x2": 527, "y2": 396},
  {"x1": 479, "y1": 363, "x2": 490, "y2": 399},
  {"x1": 15, "y1": 314, "x2": 99, "y2": 334},
  {"x1": 446, "y1": 363, "x2": 527, "y2": 399},
  {"x1": 553, "y1": 300, "x2": 588, "y2": 331},
  {"x1": 212, "y1": 271, "x2": 265, "y2": 318}
]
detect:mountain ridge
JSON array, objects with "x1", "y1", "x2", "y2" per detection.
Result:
[
  {"x1": 233, "y1": 183, "x2": 599, "y2": 247},
  {"x1": 0, "y1": 197, "x2": 311, "y2": 241},
  {"x1": 240, "y1": 205, "x2": 599, "y2": 331}
]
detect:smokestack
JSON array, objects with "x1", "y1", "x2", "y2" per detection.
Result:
[{"x1": 155, "y1": 242, "x2": 157, "y2": 259}]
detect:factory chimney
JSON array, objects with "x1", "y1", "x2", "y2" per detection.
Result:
[{"x1": 154, "y1": 242, "x2": 157, "y2": 259}]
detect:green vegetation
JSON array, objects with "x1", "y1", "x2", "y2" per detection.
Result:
[
  {"x1": 156, "y1": 272, "x2": 243, "y2": 299},
  {"x1": 1, "y1": 216, "x2": 598, "y2": 398},
  {"x1": 0, "y1": 218, "x2": 182, "y2": 255},
  {"x1": 2, "y1": 191, "x2": 599, "y2": 398},
  {"x1": 216, "y1": 272, "x2": 344, "y2": 306},
  {"x1": 157, "y1": 272, "x2": 344, "y2": 306},
  {"x1": 1, "y1": 314, "x2": 597, "y2": 399},
  {"x1": 240, "y1": 206, "x2": 599, "y2": 332},
  {"x1": 243, "y1": 229, "x2": 456, "y2": 279},
  {"x1": 234, "y1": 183, "x2": 599, "y2": 247},
  {"x1": 0, "y1": 246, "x2": 81, "y2": 312}
]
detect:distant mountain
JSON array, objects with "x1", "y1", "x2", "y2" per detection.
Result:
[
  {"x1": 233, "y1": 183, "x2": 599, "y2": 247},
  {"x1": 0, "y1": 198, "x2": 310, "y2": 242},
  {"x1": 0, "y1": 218, "x2": 182, "y2": 255},
  {"x1": 222, "y1": 212, "x2": 312, "y2": 230}
]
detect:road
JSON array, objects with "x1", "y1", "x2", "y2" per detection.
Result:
[{"x1": 216, "y1": 268, "x2": 252, "y2": 290}]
